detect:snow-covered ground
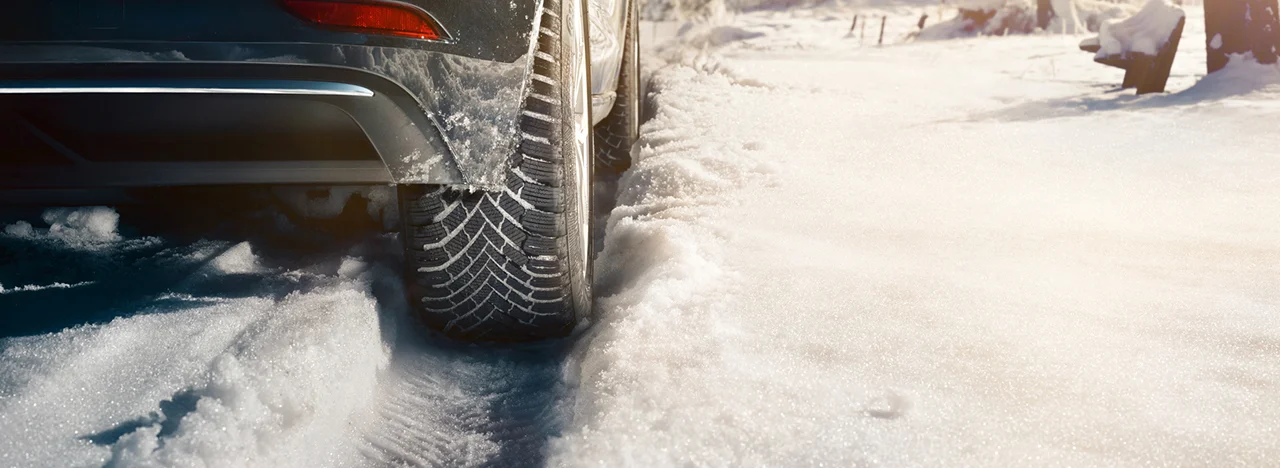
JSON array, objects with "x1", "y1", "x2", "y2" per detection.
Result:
[{"x1": 4, "y1": 3, "x2": 1280, "y2": 466}]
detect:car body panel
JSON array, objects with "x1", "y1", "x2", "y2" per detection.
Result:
[
  {"x1": 0, "y1": 0, "x2": 630, "y2": 191},
  {"x1": 589, "y1": 0, "x2": 629, "y2": 116}
]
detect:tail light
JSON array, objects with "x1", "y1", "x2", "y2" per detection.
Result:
[{"x1": 282, "y1": 0, "x2": 445, "y2": 41}]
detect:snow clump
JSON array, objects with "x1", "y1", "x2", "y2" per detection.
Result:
[
  {"x1": 1096, "y1": 0, "x2": 1185, "y2": 57},
  {"x1": 2, "y1": 207, "x2": 123, "y2": 247}
]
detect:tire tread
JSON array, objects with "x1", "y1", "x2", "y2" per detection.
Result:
[{"x1": 399, "y1": 0, "x2": 584, "y2": 341}]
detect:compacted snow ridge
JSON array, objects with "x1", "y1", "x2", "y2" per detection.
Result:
[{"x1": 3, "y1": 2, "x2": 1280, "y2": 467}]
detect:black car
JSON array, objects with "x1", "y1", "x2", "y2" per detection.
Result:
[{"x1": 0, "y1": 0, "x2": 642, "y2": 341}]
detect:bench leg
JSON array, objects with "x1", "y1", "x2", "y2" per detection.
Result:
[
  {"x1": 1122, "y1": 56, "x2": 1152, "y2": 90},
  {"x1": 1134, "y1": 58, "x2": 1165, "y2": 95},
  {"x1": 1121, "y1": 68, "x2": 1139, "y2": 88},
  {"x1": 1137, "y1": 17, "x2": 1185, "y2": 95}
]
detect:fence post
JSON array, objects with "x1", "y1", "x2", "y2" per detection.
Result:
[
  {"x1": 878, "y1": 16, "x2": 886, "y2": 45},
  {"x1": 1037, "y1": 0, "x2": 1053, "y2": 29}
]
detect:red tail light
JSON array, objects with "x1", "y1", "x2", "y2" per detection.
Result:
[{"x1": 283, "y1": 0, "x2": 445, "y2": 41}]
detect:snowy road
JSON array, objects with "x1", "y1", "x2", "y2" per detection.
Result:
[
  {"x1": 0, "y1": 199, "x2": 573, "y2": 467},
  {"x1": 4, "y1": 4, "x2": 1280, "y2": 466}
]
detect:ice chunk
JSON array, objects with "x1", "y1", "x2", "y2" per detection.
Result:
[{"x1": 208, "y1": 242, "x2": 261, "y2": 274}]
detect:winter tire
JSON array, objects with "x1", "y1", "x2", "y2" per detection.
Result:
[
  {"x1": 398, "y1": 0, "x2": 593, "y2": 342},
  {"x1": 593, "y1": 0, "x2": 641, "y2": 175}
]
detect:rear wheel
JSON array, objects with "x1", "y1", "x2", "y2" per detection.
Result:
[
  {"x1": 398, "y1": 0, "x2": 592, "y2": 342},
  {"x1": 593, "y1": 0, "x2": 641, "y2": 175}
]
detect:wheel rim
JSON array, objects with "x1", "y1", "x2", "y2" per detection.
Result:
[
  {"x1": 564, "y1": 0, "x2": 594, "y2": 319},
  {"x1": 628, "y1": 0, "x2": 641, "y2": 142}
]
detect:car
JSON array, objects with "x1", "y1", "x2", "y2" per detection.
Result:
[{"x1": 0, "y1": 0, "x2": 641, "y2": 341}]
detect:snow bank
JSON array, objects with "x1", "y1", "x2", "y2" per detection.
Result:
[
  {"x1": 917, "y1": 0, "x2": 1038, "y2": 40},
  {"x1": 551, "y1": 53, "x2": 816, "y2": 468},
  {"x1": 1096, "y1": 0, "x2": 1184, "y2": 57},
  {"x1": 675, "y1": 24, "x2": 767, "y2": 48},
  {"x1": 1176, "y1": 52, "x2": 1280, "y2": 99},
  {"x1": 918, "y1": 0, "x2": 1137, "y2": 40}
]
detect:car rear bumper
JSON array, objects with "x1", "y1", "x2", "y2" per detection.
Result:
[
  {"x1": 0, "y1": 61, "x2": 471, "y2": 188},
  {"x1": 0, "y1": 34, "x2": 538, "y2": 190}
]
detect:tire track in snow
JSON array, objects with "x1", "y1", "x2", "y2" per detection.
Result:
[{"x1": 352, "y1": 336, "x2": 571, "y2": 468}]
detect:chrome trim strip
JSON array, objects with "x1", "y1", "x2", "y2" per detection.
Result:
[{"x1": 0, "y1": 80, "x2": 374, "y2": 97}]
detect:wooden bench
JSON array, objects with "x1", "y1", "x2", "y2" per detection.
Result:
[{"x1": 1079, "y1": 16, "x2": 1185, "y2": 95}]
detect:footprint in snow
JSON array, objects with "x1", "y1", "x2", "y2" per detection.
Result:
[{"x1": 863, "y1": 389, "x2": 913, "y2": 420}]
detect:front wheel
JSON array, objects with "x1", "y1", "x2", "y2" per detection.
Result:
[{"x1": 398, "y1": 0, "x2": 592, "y2": 342}]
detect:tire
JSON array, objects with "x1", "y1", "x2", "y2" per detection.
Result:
[
  {"x1": 593, "y1": 0, "x2": 641, "y2": 175},
  {"x1": 398, "y1": 0, "x2": 593, "y2": 342}
]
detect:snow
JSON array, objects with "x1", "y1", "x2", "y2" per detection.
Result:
[
  {"x1": 1058, "y1": 0, "x2": 1142, "y2": 33},
  {"x1": 1096, "y1": 0, "x2": 1185, "y2": 57},
  {"x1": 0, "y1": 231, "x2": 394, "y2": 467},
  {"x1": 3, "y1": 206, "x2": 123, "y2": 247},
  {"x1": 0, "y1": 281, "x2": 95, "y2": 295},
  {"x1": 208, "y1": 242, "x2": 262, "y2": 274},
  {"x1": 3, "y1": 3, "x2": 1280, "y2": 467},
  {"x1": 553, "y1": 5, "x2": 1280, "y2": 466},
  {"x1": 0, "y1": 206, "x2": 568, "y2": 467},
  {"x1": 919, "y1": 0, "x2": 1136, "y2": 39},
  {"x1": 268, "y1": 187, "x2": 397, "y2": 228}
]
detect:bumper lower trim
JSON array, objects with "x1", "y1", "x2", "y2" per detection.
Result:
[
  {"x1": 1, "y1": 161, "x2": 394, "y2": 188},
  {"x1": 0, "y1": 79, "x2": 374, "y2": 97}
]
